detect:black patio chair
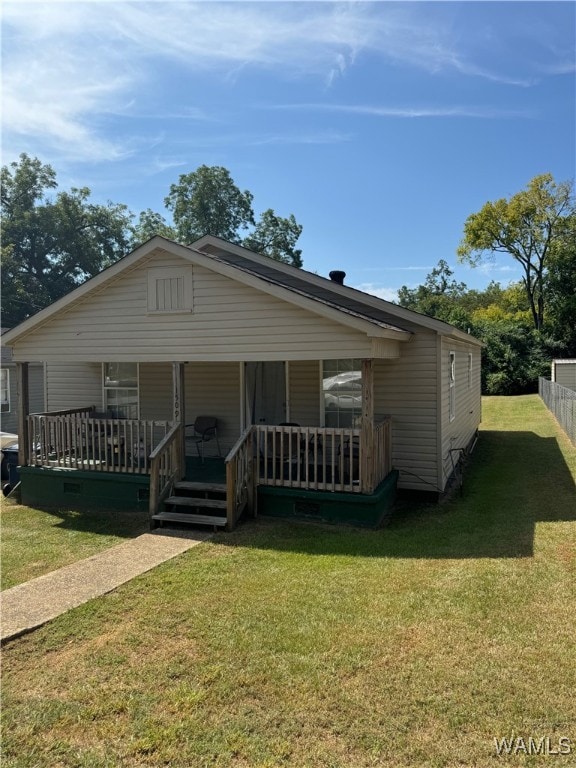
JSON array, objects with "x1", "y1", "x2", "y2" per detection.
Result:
[{"x1": 185, "y1": 416, "x2": 221, "y2": 462}]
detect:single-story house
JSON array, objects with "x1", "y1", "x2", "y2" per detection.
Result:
[{"x1": 1, "y1": 235, "x2": 483, "y2": 529}]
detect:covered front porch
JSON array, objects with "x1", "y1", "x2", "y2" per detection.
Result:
[
  {"x1": 20, "y1": 411, "x2": 393, "y2": 530},
  {"x1": 14, "y1": 357, "x2": 396, "y2": 530}
]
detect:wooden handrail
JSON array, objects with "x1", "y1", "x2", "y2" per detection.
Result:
[
  {"x1": 149, "y1": 423, "x2": 183, "y2": 517},
  {"x1": 225, "y1": 426, "x2": 253, "y2": 462},
  {"x1": 225, "y1": 426, "x2": 254, "y2": 530},
  {"x1": 149, "y1": 422, "x2": 181, "y2": 460}
]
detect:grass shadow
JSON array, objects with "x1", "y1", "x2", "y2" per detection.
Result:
[
  {"x1": 32, "y1": 506, "x2": 150, "y2": 539},
  {"x1": 222, "y1": 429, "x2": 575, "y2": 560}
]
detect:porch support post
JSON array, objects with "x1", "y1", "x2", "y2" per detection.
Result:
[
  {"x1": 16, "y1": 362, "x2": 30, "y2": 467},
  {"x1": 360, "y1": 359, "x2": 374, "y2": 494},
  {"x1": 172, "y1": 362, "x2": 186, "y2": 480}
]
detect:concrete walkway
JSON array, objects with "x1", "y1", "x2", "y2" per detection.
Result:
[{"x1": 1, "y1": 529, "x2": 210, "y2": 642}]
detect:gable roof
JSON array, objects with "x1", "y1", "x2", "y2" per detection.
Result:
[
  {"x1": 193, "y1": 235, "x2": 482, "y2": 346},
  {"x1": 1, "y1": 235, "x2": 481, "y2": 349}
]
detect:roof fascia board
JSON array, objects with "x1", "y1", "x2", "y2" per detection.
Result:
[{"x1": 192, "y1": 235, "x2": 482, "y2": 346}]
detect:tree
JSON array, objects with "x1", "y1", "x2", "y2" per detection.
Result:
[
  {"x1": 457, "y1": 174, "x2": 575, "y2": 331},
  {"x1": 163, "y1": 165, "x2": 304, "y2": 266},
  {"x1": 242, "y1": 208, "x2": 303, "y2": 268},
  {"x1": 397, "y1": 260, "x2": 470, "y2": 328},
  {"x1": 165, "y1": 165, "x2": 255, "y2": 244},
  {"x1": 131, "y1": 208, "x2": 177, "y2": 248},
  {"x1": 1, "y1": 153, "x2": 133, "y2": 327},
  {"x1": 545, "y1": 212, "x2": 576, "y2": 354}
]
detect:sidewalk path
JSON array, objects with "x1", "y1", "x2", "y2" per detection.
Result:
[{"x1": 1, "y1": 529, "x2": 210, "y2": 642}]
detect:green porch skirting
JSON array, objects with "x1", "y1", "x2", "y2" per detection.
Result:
[
  {"x1": 257, "y1": 470, "x2": 399, "y2": 528},
  {"x1": 18, "y1": 466, "x2": 150, "y2": 512}
]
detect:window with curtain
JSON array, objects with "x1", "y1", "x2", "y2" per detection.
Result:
[{"x1": 322, "y1": 359, "x2": 362, "y2": 428}]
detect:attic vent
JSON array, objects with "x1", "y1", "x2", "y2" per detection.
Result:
[
  {"x1": 329, "y1": 270, "x2": 346, "y2": 285},
  {"x1": 147, "y1": 267, "x2": 193, "y2": 313}
]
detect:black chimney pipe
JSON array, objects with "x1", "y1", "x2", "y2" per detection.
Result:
[{"x1": 329, "y1": 270, "x2": 346, "y2": 285}]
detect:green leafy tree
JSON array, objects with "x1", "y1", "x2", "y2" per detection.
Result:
[
  {"x1": 398, "y1": 260, "x2": 471, "y2": 328},
  {"x1": 242, "y1": 208, "x2": 303, "y2": 268},
  {"x1": 131, "y1": 208, "x2": 177, "y2": 248},
  {"x1": 545, "y1": 213, "x2": 576, "y2": 354},
  {"x1": 163, "y1": 165, "x2": 304, "y2": 266},
  {"x1": 165, "y1": 165, "x2": 255, "y2": 244},
  {"x1": 457, "y1": 173, "x2": 575, "y2": 331},
  {"x1": 1, "y1": 153, "x2": 133, "y2": 327}
]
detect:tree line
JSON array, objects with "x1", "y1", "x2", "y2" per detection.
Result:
[
  {"x1": 1, "y1": 156, "x2": 574, "y2": 395},
  {"x1": 399, "y1": 174, "x2": 575, "y2": 394}
]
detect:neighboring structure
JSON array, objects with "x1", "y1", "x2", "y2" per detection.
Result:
[
  {"x1": 1, "y1": 329, "x2": 45, "y2": 434},
  {"x1": 1, "y1": 236, "x2": 483, "y2": 528},
  {"x1": 551, "y1": 359, "x2": 576, "y2": 392}
]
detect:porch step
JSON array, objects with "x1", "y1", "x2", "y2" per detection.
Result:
[
  {"x1": 151, "y1": 511, "x2": 227, "y2": 528},
  {"x1": 153, "y1": 481, "x2": 229, "y2": 532},
  {"x1": 174, "y1": 481, "x2": 226, "y2": 494},
  {"x1": 165, "y1": 496, "x2": 227, "y2": 510}
]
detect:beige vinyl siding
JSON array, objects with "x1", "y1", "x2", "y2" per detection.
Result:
[
  {"x1": 289, "y1": 360, "x2": 321, "y2": 426},
  {"x1": 12, "y1": 250, "x2": 374, "y2": 363},
  {"x1": 184, "y1": 362, "x2": 241, "y2": 454},
  {"x1": 45, "y1": 362, "x2": 102, "y2": 413},
  {"x1": 439, "y1": 337, "x2": 482, "y2": 490},
  {"x1": 139, "y1": 363, "x2": 172, "y2": 421},
  {"x1": 374, "y1": 329, "x2": 439, "y2": 492},
  {"x1": 29, "y1": 363, "x2": 46, "y2": 414},
  {"x1": 1, "y1": 363, "x2": 45, "y2": 433}
]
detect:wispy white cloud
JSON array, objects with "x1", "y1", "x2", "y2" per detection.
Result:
[
  {"x1": 1, "y1": 1, "x2": 569, "y2": 163},
  {"x1": 271, "y1": 103, "x2": 535, "y2": 120}
]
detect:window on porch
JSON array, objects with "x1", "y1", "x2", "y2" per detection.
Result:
[
  {"x1": 1, "y1": 368, "x2": 9, "y2": 412},
  {"x1": 322, "y1": 359, "x2": 362, "y2": 428},
  {"x1": 103, "y1": 363, "x2": 139, "y2": 418}
]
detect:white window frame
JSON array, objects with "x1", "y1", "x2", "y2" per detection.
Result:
[
  {"x1": 467, "y1": 352, "x2": 473, "y2": 389},
  {"x1": 102, "y1": 363, "x2": 140, "y2": 419},
  {"x1": 0, "y1": 368, "x2": 10, "y2": 413},
  {"x1": 147, "y1": 267, "x2": 193, "y2": 314},
  {"x1": 449, "y1": 351, "x2": 456, "y2": 422},
  {"x1": 320, "y1": 359, "x2": 363, "y2": 428}
]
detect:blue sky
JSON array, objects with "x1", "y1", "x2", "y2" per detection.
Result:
[{"x1": 2, "y1": 1, "x2": 575, "y2": 300}]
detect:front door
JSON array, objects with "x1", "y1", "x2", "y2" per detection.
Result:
[{"x1": 245, "y1": 362, "x2": 286, "y2": 425}]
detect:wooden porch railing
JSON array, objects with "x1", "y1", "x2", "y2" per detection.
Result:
[
  {"x1": 148, "y1": 423, "x2": 184, "y2": 518},
  {"x1": 225, "y1": 426, "x2": 255, "y2": 530},
  {"x1": 255, "y1": 421, "x2": 392, "y2": 495},
  {"x1": 255, "y1": 425, "x2": 362, "y2": 493},
  {"x1": 27, "y1": 410, "x2": 173, "y2": 474},
  {"x1": 372, "y1": 417, "x2": 392, "y2": 492}
]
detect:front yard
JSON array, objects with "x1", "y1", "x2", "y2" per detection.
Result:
[
  {"x1": 0, "y1": 505, "x2": 149, "y2": 590},
  {"x1": 1, "y1": 395, "x2": 575, "y2": 767}
]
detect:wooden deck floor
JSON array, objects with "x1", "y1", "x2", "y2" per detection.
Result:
[{"x1": 184, "y1": 456, "x2": 226, "y2": 484}]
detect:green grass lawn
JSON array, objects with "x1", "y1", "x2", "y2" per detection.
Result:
[
  {"x1": 1, "y1": 395, "x2": 575, "y2": 767},
  {"x1": 0, "y1": 506, "x2": 149, "y2": 589}
]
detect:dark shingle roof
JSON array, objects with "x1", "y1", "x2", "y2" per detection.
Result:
[{"x1": 205, "y1": 249, "x2": 411, "y2": 334}]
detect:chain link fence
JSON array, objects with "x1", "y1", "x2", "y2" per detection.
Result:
[{"x1": 539, "y1": 377, "x2": 576, "y2": 445}]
